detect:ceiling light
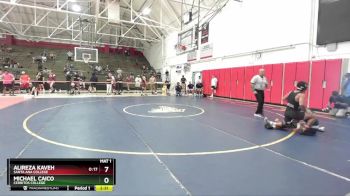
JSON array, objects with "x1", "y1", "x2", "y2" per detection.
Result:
[
  {"x1": 72, "y1": 4, "x2": 81, "y2": 12},
  {"x1": 142, "y1": 7, "x2": 151, "y2": 15}
]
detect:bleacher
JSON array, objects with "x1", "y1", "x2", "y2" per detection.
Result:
[{"x1": 0, "y1": 45, "x2": 153, "y2": 82}]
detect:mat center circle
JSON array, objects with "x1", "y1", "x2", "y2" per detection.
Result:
[{"x1": 123, "y1": 103, "x2": 205, "y2": 118}]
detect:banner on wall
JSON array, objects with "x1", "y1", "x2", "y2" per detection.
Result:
[
  {"x1": 201, "y1": 23, "x2": 209, "y2": 44},
  {"x1": 187, "y1": 50, "x2": 197, "y2": 62},
  {"x1": 200, "y1": 43, "x2": 213, "y2": 59}
]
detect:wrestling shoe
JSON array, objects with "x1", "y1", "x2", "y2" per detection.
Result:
[{"x1": 254, "y1": 113, "x2": 264, "y2": 118}]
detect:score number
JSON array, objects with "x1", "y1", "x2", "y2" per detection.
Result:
[{"x1": 102, "y1": 166, "x2": 110, "y2": 184}]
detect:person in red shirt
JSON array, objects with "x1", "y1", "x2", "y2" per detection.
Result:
[
  {"x1": 20, "y1": 71, "x2": 30, "y2": 93},
  {"x1": 2, "y1": 70, "x2": 15, "y2": 96},
  {"x1": 48, "y1": 71, "x2": 56, "y2": 93}
]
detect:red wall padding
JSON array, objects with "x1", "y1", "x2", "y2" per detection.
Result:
[
  {"x1": 323, "y1": 59, "x2": 342, "y2": 108},
  {"x1": 309, "y1": 60, "x2": 326, "y2": 109},
  {"x1": 201, "y1": 59, "x2": 342, "y2": 110},
  {"x1": 270, "y1": 63, "x2": 283, "y2": 104}
]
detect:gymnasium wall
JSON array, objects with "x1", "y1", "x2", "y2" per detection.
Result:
[{"x1": 144, "y1": 0, "x2": 350, "y2": 84}]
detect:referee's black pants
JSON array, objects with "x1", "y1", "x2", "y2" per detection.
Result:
[{"x1": 254, "y1": 89, "x2": 265, "y2": 115}]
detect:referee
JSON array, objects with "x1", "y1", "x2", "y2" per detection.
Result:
[{"x1": 251, "y1": 68, "x2": 268, "y2": 118}]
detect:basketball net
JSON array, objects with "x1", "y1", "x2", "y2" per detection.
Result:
[{"x1": 83, "y1": 57, "x2": 90, "y2": 64}]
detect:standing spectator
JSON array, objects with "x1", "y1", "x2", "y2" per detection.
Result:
[
  {"x1": 80, "y1": 72, "x2": 86, "y2": 90},
  {"x1": 49, "y1": 52, "x2": 55, "y2": 62},
  {"x1": 195, "y1": 75, "x2": 203, "y2": 96},
  {"x1": 251, "y1": 68, "x2": 268, "y2": 118},
  {"x1": 187, "y1": 82, "x2": 194, "y2": 95},
  {"x1": 2, "y1": 70, "x2": 15, "y2": 96},
  {"x1": 65, "y1": 71, "x2": 72, "y2": 94},
  {"x1": 210, "y1": 75, "x2": 218, "y2": 98},
  {"x1": 149, "y1": 74, "x2": 156, "y2": 94},
  {"x1": 48, "y1": 71, "x2": 56, "y2": 93},
  {"x1": 67, "y1": 51, "x2": 73, "y2": 61},
  {"x1": 142, "y1": 65, "x2": 147, "y2": 74},
  {"x1": 130, "y1": 73, "x2": 135, "y2": 91},
  {"x1": 73, "y1": 73, "x2": 81, "y2": 94},
  {"x1": 135, "y1": 75, "x2": 142, "y2": 94},
  {"x1": 125, "y1": 74, "x2": 132, "y2": 91},
  {"x1": 165, "y1": 79, "x2": 171, "y2": 96},
  {"x1": 175, "y1": 82, "x2": 182, "y2": 96},
  {"x1": 19, "y1": 71, "x2": 30, "y2": 93},
  {"x1": 89, "y1": 72, "x2": 98, "y2": 93},
  {"x1": 106, "y1": 72, "x2": 115, "y2": 95},
  {"x1": 0, "y1": 69, "x2": 3, "y2": 93},
  {"x1": 141, "y1": 75, "x2": 147, "y2": 96},
  {"x1": 115, "y1": 73, "x2": 123, "y2": 95},
  {"x1": 36, "y1": 71, "x2": 45, "y2": 94},
  {"x1": 180, "y1": 75, "x2": 187, "y2": 94},
  {"x1": 165, "y1": 70, "x2": 170, "y2": 82}
]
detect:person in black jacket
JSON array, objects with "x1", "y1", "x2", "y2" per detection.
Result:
[
  {"x1": 175, "y1": 82, "x2": 182, "y2": 96},
  {"x1": 115, "y1": 73, "x2": 123, "y2": 95},
  {"x1": 89, "y1": 72, "x2": 98, "y2": 93}
]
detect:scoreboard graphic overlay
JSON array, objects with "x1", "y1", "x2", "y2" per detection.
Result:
[{"x1": 7, "y1": 158, "x2": 116, "y2": 191}]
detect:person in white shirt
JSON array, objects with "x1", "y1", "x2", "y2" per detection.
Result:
[
  {"x1": 210, "y1": 75, "x2": 218, "y2": 98},
  {"x1": 135, "y1": 75, "x2": 142, "y2": 94},
  {"x1": 67, "y1": 51, "x2": 73, "y2": 61},
  {"x1": 106, "y1": 72, "x2": 115, "y2": 95},
  {"x1": 251, "y1": 68, "x2": 268, "y2": 118}
]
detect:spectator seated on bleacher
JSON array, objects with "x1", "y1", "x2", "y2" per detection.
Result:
[
  {"x1": 49, "y1": 52, "x2": 56, "y2": 61},
  {"x1": 95, "y1": 65, "x2": 102, "y2": 73},
  {"x1": 105, "y1": 65, "x2": 111, "y2": 72},
  {"x1": 116, "y1": 68, "x2": 122, "y2": 75},
  {"x1": 43, "y1": 67, "x2": 50, "y2": 75},
  {"x1": 324, "y1": 91, "x2": 349, "y2": 117},
  {"x1": 42, "y1": 56, "x2": 47, "y2": 63}
]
